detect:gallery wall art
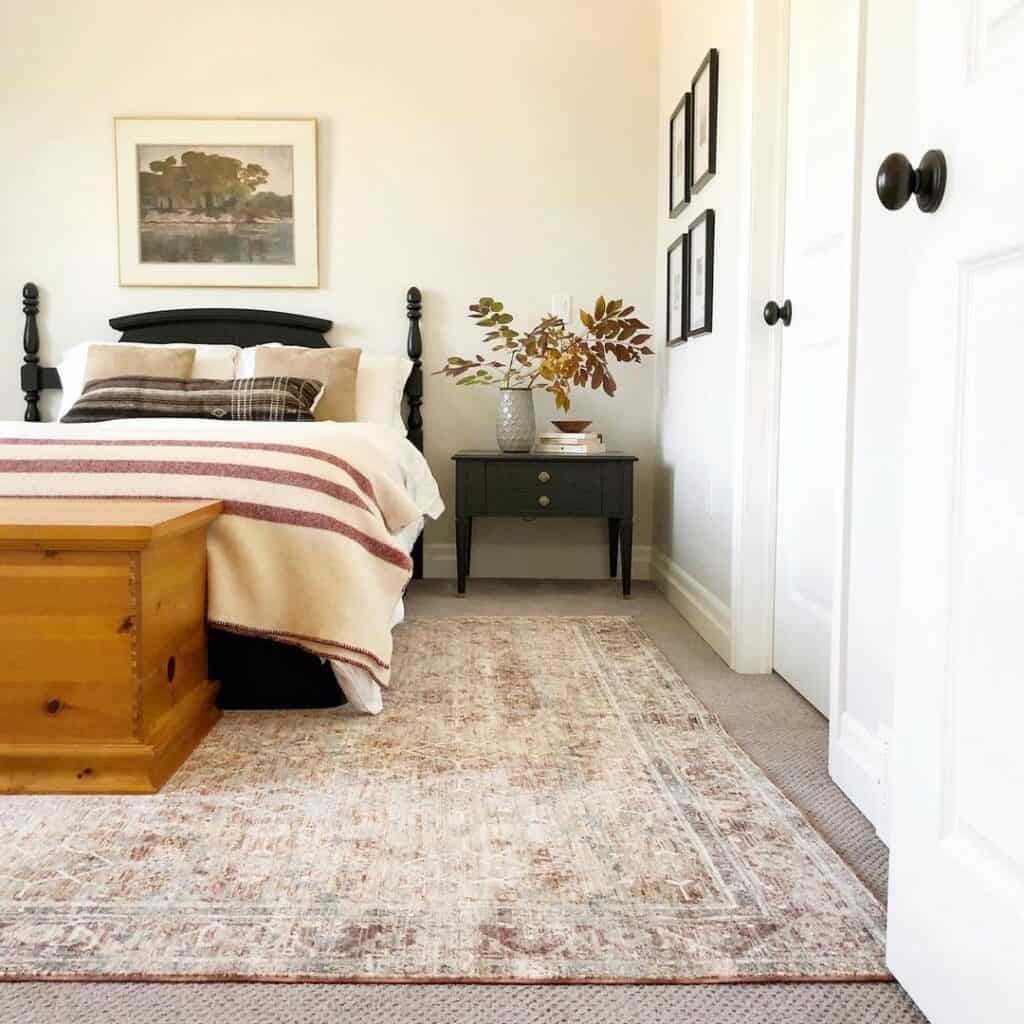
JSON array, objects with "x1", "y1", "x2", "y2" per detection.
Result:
[
  {"x1": 687, "y1": 209, "x2": 715, "y2": 337},
  {"x1": 667, "y1": 49, "x2": 718, "y2": 345},
  {"x1": 690, "y1": 49, "x2": 719, "y2": 194},
  {"x1": 669, "y1": 92, "x2": 691, "y2": 218},
  {"x1": 666, "y1": 232, "x2": 687, "y2": 346}
]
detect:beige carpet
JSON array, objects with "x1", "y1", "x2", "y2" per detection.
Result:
[
  {"x1": 0, "y1": 615, "x2": 886, "y2": 983},
  {"x1": 0, "y1": 979, "x2": 928, "y2": 1023}
]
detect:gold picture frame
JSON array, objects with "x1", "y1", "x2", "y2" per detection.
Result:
[{"x1": 114, "y1": 117, "x2": 319, "y2": 288}]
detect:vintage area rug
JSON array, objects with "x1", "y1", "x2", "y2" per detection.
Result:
[{"x1": 0, "y1": 617, "x2": 887, "y2": 983}]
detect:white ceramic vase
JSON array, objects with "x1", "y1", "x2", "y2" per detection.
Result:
[{"x1": 496, "y1": 388, "x2": 536, "y2": 452}]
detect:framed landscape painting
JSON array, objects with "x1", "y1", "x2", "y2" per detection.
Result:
[{"x1": 114, "y1": 118, "x2": 318, "y2": 287}]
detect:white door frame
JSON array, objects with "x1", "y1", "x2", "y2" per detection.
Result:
[
  {"x1": 729, "y1": 0, "x2": 868, "y2": 756},
  {"x1": 729, "y1": 0, "x2": 789, "y2": 677}
]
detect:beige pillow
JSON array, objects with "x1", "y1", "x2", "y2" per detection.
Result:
[
  {"x1": 84, "y1": 344, "x2": 195, "y2": 384},
  {"x1": 252, "y1": 346, "x2": 362, "y2": 422}
]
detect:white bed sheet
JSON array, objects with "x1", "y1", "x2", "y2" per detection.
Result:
[
  {"x1": 332, "y1": 514, "x2": 424, "y2": 715},
  {"x1": 316, "y1": 424, "x2": 438, "y2": 714}
]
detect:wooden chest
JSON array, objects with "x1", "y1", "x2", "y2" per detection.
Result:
[{"x1": 0, "y1": 499, "x2": 223, "y2": 794}]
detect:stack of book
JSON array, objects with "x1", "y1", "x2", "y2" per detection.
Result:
[{"x1": 534, "y1": 431, "x2": 606, "y2": 455}]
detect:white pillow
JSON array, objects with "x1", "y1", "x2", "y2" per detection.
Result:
[
  {"x1": 358, "y1": 354, "x2": 413, "y2": 430},
  {"x1": 56, "y1": 342, "x2": 240, "y2": 419},
  {"x1": 237, "y1": 345, "x2": 411, "y2": 431}
]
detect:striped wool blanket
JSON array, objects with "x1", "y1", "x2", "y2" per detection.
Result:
[{"x1": 0, "y1": 419, "x2": 439, "y2": 686}]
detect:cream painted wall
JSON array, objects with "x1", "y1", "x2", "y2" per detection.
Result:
[
  {"x1": 652, "y1": 0, "x2": 754, "y2": 655},
  {"x1": 0, "y1": 0, "x2": 659, "y2": 577}
]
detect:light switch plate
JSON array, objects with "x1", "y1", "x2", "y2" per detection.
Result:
[{"x1": 551, "y1": 293, "x2": 573, "y2": 325}]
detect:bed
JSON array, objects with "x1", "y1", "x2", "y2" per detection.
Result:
[{"x1": 7, "y1": 283, "x2": 439, "y2": 714}]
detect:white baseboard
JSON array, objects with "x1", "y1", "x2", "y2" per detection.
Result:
[
  {"x1": 423, "y1": 543, "x2": 651, "y2": 582},
  {"x1": 649, "y1": 548, "x2": 732, "y2": 665},
  {"x1": 875, "y1": 724, "x2": 893, "y2": 845},
  {"x1": 829, "y1": 711, "x2": 890, "y2": 845},
  {"x1": 422, "y1": 545, "x2": 455, "y2": 578}
]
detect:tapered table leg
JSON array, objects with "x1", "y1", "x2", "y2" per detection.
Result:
[
  {"x1": 456, "y1": 516, "x2": 471, "y2": 595},
  {"x1": 608, "y1": 518, "x2": 620, "y2": 578},
  {"x1": 619, "y1": 519, "x2": 633, "y2": 598}
]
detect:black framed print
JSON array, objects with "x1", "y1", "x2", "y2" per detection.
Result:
[
  {"x1": 668, "y1": 93, "x2": 691, "y2": 217},
  {"x1": 690, "y1": 48, "x2": 719, "y2": 194},
  {"x1": 687, "y1": 209, "x2": 715, "y2": 337},
  {"x1": 666, "y1": 232, "x2": 688, "y2": 346}
]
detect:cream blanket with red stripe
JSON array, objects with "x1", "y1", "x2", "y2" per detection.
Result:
[{"x1": 0, "y1": 420, "x2": 436, "y2": 687}]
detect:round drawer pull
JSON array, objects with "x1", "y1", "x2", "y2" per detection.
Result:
[
  {"x1": 537, "y1": 471, "x2": 551, "y2": 483},
  {"x1": 538, "y1": 495, "x2": 551, "y2": 508}
]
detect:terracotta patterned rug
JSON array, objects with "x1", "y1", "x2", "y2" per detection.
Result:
[{"x1": 0, "y1": 616, "x2": 887, "y2": 983}]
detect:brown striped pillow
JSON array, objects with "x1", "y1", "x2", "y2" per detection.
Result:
[{"x1": 61, "y1": 375, "x2": 324, "y2": 424}]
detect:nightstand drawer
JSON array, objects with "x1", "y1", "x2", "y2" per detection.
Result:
[{"x1": 485, "y1": 461, "x2": 602, "y2": 515}]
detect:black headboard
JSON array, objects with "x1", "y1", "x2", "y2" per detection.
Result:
[
  {"x1": 107, "y1": 306, "x2": 333, "y2": 348},
  {"x1": 18, "y1": 281, "x2": 426, "y2": 575}
]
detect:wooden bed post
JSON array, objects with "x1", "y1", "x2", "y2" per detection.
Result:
[
  {"x1": 406, "y1": 286, "x2": 424, "y2": 579},
  {"x1": 21, "y1": 283, "x2": 41, "y2": 422}
]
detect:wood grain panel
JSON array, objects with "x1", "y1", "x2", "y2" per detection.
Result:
[
  {"x1": 0, "y1": 679, "x2": 220, "y2": 794},
  {"x1": 0, "y1": 548, "x2": 136, "y2": 740},
  {"x1": 137, "y1": 529, "x2": 210, "y2": 737},
  {"x1": 0, "y1": 499, "x2": 221, "y2": 792}
]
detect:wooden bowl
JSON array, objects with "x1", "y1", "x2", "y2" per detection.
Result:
[{"x1": 551, "y1": 420, "x2": 592, "y2": 433}]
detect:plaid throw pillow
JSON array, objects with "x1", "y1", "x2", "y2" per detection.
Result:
[{"x1": 61, "y1": 375, "x2": 324, "y2": 424}]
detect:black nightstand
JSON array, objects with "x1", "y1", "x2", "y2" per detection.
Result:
[{"x1": 452, "y1": 450, "x2": 638, "y2": 597}]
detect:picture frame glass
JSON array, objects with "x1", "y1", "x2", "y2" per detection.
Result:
[
  {"x1": 689, "y1": 218, "x2": 707, "y2": 332},
  {"x1": 114, "y1": 118, "x2": 319, "y2": 288},
  {"x1": 668, "y1": 240, "x2": 685, "y2": 343},
  {"x1": 669, "y1": 98, "x2": 688, "y2": 213},
  {"x1": 689, "y1": 51, "x2": 718, "y2": 192},
  {"x1": 136, "y1": 144, "x2": 295, "y2": 266},
  {"x1": 693, "y1": 72, "x2": 710, "y2": 183}
]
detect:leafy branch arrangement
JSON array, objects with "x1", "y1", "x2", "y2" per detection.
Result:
[{"x1": 434, "y1": 296, "x2": 653, "y2": 412}]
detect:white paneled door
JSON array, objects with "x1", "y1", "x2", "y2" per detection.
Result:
[
  {"x1": 886, "y1": 0, "x2": 1024, "y2": 1020},
  {"x1": 771, "y1": 0, "x2": 861, "y2": 715}
]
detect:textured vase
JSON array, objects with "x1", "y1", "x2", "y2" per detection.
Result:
[{"x1": 496, "y1": 388, "x2": 536, "y2": 452}]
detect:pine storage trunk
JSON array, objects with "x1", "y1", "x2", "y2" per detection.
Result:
[{"x1": 0, "y1": 499, "x2": 223, "y2": 794}]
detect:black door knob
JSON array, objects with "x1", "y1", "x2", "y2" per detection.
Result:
[
  {"x1": 876, "y1": 150, "x2": 946, "y2": 213},
  {"x1": 763, "y1": 299, "x2": 792, "y2": 327}
]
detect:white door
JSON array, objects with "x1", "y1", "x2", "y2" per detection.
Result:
[
  {"x1": 772, "y1": 0, "x2": 861, "y2": 715},
  {"x1": 886, "y1": 0, "x2": 1024, "y2": 1019}
]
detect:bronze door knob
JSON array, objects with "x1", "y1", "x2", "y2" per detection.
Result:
[{"x1": 876, "y1": 150, "x2": 947, "y2": 213}]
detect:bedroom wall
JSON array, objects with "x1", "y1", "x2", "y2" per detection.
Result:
[
  {"x1": 650, "y1": 0, "x2": 757, "y2": 658},
  {"x1": 0, "y1": 0, "x2": 660, "y2": 579}
]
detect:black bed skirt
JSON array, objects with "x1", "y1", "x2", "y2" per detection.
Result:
[{"x1": 208, "y1": 629, "x2": 347, "y2": 710}]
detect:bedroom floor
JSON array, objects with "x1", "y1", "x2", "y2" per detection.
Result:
[{"x1": 1, "y1": 581, "x2": 926, "y2": 1024}]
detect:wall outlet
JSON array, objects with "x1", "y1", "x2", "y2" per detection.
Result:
[{"x1": 551, "y1": 293, "x2": 573, "y2": 325}]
